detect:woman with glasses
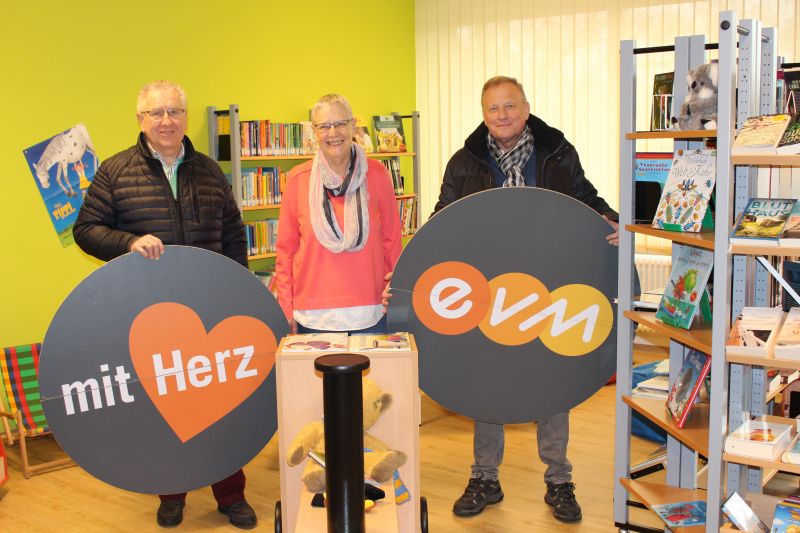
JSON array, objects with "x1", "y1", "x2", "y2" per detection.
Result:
[{"x1": 275, "y1": 94, "x2": 402, "y2": 335}]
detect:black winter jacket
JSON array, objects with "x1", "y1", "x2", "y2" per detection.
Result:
[
  {"x1": 74, "y1": 133, "x2": 247, "y2": 266},
  {"x1": 434, "y1": 114, "x2": 618, "y2": 221}
]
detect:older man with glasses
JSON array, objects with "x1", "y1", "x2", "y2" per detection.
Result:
[{"x1": 73, "y1": 80, "x2": 255, "y2": 529}]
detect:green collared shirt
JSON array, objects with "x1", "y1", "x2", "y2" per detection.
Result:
[{"x1": 147, "y1": 141, "x2": 185, "y2": 199}]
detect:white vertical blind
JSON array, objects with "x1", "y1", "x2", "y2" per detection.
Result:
[{"x1": 415, "y1": 0, "x2": 800, "y2": 220}]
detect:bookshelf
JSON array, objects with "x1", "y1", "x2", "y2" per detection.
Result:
[
  {"x1": 614, "y1": 12, "x2": 783, "y2": 531},
  {"x1": 206, "y1": 104, "x2": 422, "y2": 270}
]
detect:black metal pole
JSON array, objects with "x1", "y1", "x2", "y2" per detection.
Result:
[{"x1": 314, "y1": 353, "x2": 370, "y2": 533}]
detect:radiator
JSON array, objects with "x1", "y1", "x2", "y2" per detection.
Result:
[{"x1": 634, "y1": 253, "x2": 672, "y2": 294}]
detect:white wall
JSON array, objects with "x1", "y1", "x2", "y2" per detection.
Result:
[{"x1": 415, "y1": 0, "x2": 800, "y2": 219}]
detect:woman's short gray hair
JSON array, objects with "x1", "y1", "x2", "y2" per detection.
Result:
[
  {"x1": 137, "y1": 80, "x2": 187, "y2": 112},
  {"x1": 311, "y1": 94, "x2": 353, "y2": 122}
]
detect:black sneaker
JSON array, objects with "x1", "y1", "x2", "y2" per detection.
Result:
[
  {"x1": 545, "y1": 482, "x2": 582, "y2": 523},
  {"x1": 218, "y1": 500, "x2": 258, "y2": 530},
  {"x1": 156, "y1": 500, "x2": 185, "y2": 527},
  {"x1": 452, "y1": 477, "x2": 504, "y2": 517}
]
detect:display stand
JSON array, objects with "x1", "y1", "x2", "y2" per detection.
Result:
[{"x1": 275, "y1": 336, "x2": 422, "y2": 532}]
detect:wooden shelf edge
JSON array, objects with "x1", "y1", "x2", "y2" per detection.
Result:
[
  {"x1": 625, "y1": 130, "x2": 717, "y2": 140},
  {"x1": 242, "y1": 204, "x2": 281, "y2": 211},
  {"x1": 732, "y1": 154, "x2": 800, "y2": 166},
  {"x1": 623, "y1": 396, "x2": 709, "y2": 456},
  {"x1": 623, "y1": 311, "x2": 712, "y2": 354},
  {"x1": 625, "y1": 224, "x2": 715, "y2": 250},
  {"x1": 619, "y1": 478, "x2": 707, "y2": 532},
  {"x1": 248, "y1": 253, "x2": 276, "y2": 261},
  {"x1": 241, "y1": 151, "x2": 416, "y2": 161},
  {"x1": 727, "y1": 353, "x2": 800, "y2": 371},
  {"x1": 723, "y1": 453, "x2": 800, "y2": 476},
  {"x1": 729, "y1": 242, "x2": 800, "y2": 256}
]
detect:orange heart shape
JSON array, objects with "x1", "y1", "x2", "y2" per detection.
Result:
[{"x1": 129, "y1": 302, "x2": 276, "y2": 443}]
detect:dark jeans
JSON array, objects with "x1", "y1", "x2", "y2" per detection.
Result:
[
  {"x1": 296, "y1": 314, "x2": 388, "y2": 335},
  {"x1": 159, "y1": 469, "x2": 245, "y2": 507}
]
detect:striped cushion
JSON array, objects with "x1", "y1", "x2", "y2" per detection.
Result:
[{"x1": 0, "y1": 344, "x2": 48, "y2": 435}]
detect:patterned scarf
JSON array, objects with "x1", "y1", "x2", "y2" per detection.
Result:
[
  {"x1": 309, "y1": 144, "x2": 370, "y2": 253},
  {"x1": 487, "y1": 126, "x2": 534, "y2": 187}
]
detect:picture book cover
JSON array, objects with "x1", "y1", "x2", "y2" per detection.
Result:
[
  {"x1": 651, "y1": 149, "x2": 715, "y2": 233},
  {"x1": 725, "y1": 307, "x2": 785, "y2": 358},
  {"x1": 780, "y1": 202, "x2": 800, "y2": 246},
  {"x1": 300, "y1": 121, "x2": 317, "y2": 155},
  {"x1": 282, "y1": 333, "x2": 348, "y2": 353},
  {"x1": 776, "y1": 114, "x2": 800, "y2": 155},
  {"x1": 721, "y1": 491, "x2": 769, "y2": 533},
  {"x1": 655, "y1": 246, "x2": 714, "y2": 329},
  {"x1": 372, "y1": 113, "x2": 407, "y2": 153},
  {"x1": 352, "y1": 115, "x2": 374, "y2": 153},
  {"x1": 349, "y1": 332, "x2": 411, "y2": 352},
  {"x1": 771, "y1": 498, "x2": 800, "y2": 532},
  {"x1": 776, "y1": 307, "x2": 800, "y2": 359},
  {"x1": 724, "y1": 419, "x2": 793, "y2": 460},
  {"x1": 634, "y1": 152, "x2": 672, "y2": 223},
  {"x1": 666, "y1": 350, "x2": 711, "y2": 428},
  {"x1": 731, "y1": 113, "x2": 792, "y2": 154},
  {"x1": 23, "y1": 124, "x2": 99, "y2": 247},
  {"x1": 731, "y1": 198, "x2": 796, "y2": 246},
  {"x1": 650, "y1": 72, "x2": 674, "y2": 131},
  {"x1": 650, "y1": 500, "x2": 706, "y2": 527}
]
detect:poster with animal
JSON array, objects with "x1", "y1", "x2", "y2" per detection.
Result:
[{"x1": 23, "y1": 124, "x2": 99, "y2": 247}]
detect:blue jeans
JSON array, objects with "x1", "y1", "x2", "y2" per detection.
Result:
[
  {"x1": 472, "y1": 412, "x2": 572, "y2": 485},
  {"x1": 296, "y1": 314, "x2": 388, "y2": 335}
]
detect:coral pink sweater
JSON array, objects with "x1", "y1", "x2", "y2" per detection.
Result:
[{"x1": 276, "y1": 158, "x2": 402, "y2": 319}]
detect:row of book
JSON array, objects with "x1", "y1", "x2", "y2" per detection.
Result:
[
  {"x1": 397, "y1": 196, "x2": 416, "y2": 236},
  {"x1": 731, "y1": 112, "x2": 800, "y2": 156},
  {"x1": 244, "y1": 219, "x2": 278, "y2": 257},
  {"x1": 241, "y1": 167, "x2": 286, "y2": 208},
  {"x1": 282, "y1": 332, "x2": 411, "y2": 353},
  {"x1": 240, "y1": 120, "x2": 310, "y2": 157},
  {"x1": 726, "y1": 306, "x2": 800, "y2": 359},
  {"x1": 380, "y1": 158, "x2": 404, "y2": 194}
]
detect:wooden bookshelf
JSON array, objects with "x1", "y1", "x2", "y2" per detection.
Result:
[
  {"x1": 241, "y1": 151, "x2": 416, "y2": 161},
  {"x1": 625, "y1": 130, "x2": 717, "y2": 140},
  {"x1": 729, "y1": 243, "x2": 800, "y2": 256},
  {"x1": 242, "y1": 204, "x2": 280, "y2": 211},
  {"x1": 723, "y1": 453, "x2": 800, "y2": 476},
  {"x1": 624, "y1": 311, "x2": 712, "y2": 354},
  {"x1": 625, "y1": 224, "x2": 716, "y2": 250},
  {"x1": 623, "y1": 396, "x2": 709, "y2": 456},
  {"x1": 619, "y1": 478, "x2": 707, "y2": 532},
  {"x1": 726, "y1": 353, "x2": 800, "y2": 372},
  {"x1": 732, "y1": 154, "x2": 800, "y2": 166},
  {"x1": 247, "y1": 252, "x2": 276, "y2": 261}
]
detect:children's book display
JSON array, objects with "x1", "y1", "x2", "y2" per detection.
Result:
[
  {"x1": 771, "y1": 497, "x2": 800, "y2": 532},
  {"x1": 724, "y1": 419, "x2": 793, "y2": 460},
  {"x1": 721, "y1": 491, "x2": 769, "y2": 533},
  {"x1": 650, "y1": 500, "x2": 706, "y2": 528},
  {"x1": 349, "y1": 333, "x2": 411, "y2": 352},
  {"x1": 775, "y1": 307, "x2": 800, "y2": 359},
  {"x1": 666, "y1": 350, "x2": 711, "y2": 428},
  {"x1": 725, "y1": 307, "x2": 785, "y2": 358},
  {"x1": 651, "y1": 148, "x2": 715, "y2": 232},
  {"x1": 731, "y1": 113, "x2": 793, "y2": 154},
  {"x1": 730, "y1": 198, "x2": 796, "y2": 247},
  {"x1": 372, "y1": 114, "x2": 406, "y2": 153},
  {"x1": 654, "y1": 246, "x2": 713, "y2": 329},
  {"x1": 282, "y1": 333, "x2": 348, "y2": 353}
]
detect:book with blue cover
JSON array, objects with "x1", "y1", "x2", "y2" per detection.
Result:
[{"x1": 651, "y1": 500, "x2": 706, "y2": 527}]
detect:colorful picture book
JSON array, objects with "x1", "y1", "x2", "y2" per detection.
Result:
[
  {"x1": 721, "y1": 491, "x2": 769, "y2": 533},
  {"x1": 655, "y1": 246, "x2": 714, "y2": 329},
  {"x1": 650, "y1": 72, "x2": 674, "y2": 131},
  {"x1": 724, "y1": 419, "x2": 793, "y2": 460},
  {"x1": 731, "y1": 113, "x2": 793, "y2": 155},
  {"x1": 352, "y1": 115, "x2": 374, "y2": 153},
  {"x1": 372, "y1": 113, "x2": 407, "y2": 153},
  {"x1": 775, "y1": 307, "x2": 800, "y2": 360},
  {"x1": 651, "y1": 500, "x2": 706, "y2": 528},
  {"x1": 725, "y1": 307, "x2": 785, "y2": 358},
  {"x1": 349, "y1": 333, "x2": 411, "y2": 352},
  {"x1": 730, "y1": 198, "x2": 796, "y2": 246},
  {"x1": 777, "y1": 114, "x2": 800, "y2": 155},
  {"x1": 771, "y1": 497, "x2": 800, "y2": 532},
  {"x1": 282, "y1": 333, "x2": 348, "y2": 353},
  {"x1": 666, "y1": 350, "x2": 711, "y2": 428},
  {"x1": 651, "y1": 149, "x2": 715, "y2": 233}
]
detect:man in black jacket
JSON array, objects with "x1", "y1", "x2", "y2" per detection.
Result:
[
  {"x1": 73, "y1": 80, "x2": 254, "y2": 530},
  {"x1": 440, "y1": 76, "x2": 619, "y2": 523}
]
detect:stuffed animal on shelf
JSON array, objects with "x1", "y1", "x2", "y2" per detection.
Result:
[
  {"x1": 671, "y1": 63, "x2": 718, "y2": 131},
  {"x1": 286, "y1": 377, "x2": 408, "y2": 493}
]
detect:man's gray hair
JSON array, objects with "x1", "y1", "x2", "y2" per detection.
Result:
[
  {"x1": 137, "y1": 80, "x2": 187, "y2": 113},
  {"x1": 481, "y1": 76, "x2": 528, "y2": 105},
  {"x1": 311, "y1": 94, "x2": 353, "y2": 122}
]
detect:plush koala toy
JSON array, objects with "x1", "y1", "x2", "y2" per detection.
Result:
[
  {"x1": 671, "y1": 63, "x2": 718, "y2": 131},
  {"x1": 286, "y1": 377, "x2": 408, "y2": 492}
]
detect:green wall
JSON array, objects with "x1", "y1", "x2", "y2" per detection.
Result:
[{"x1": 0, "y1": 0, "x2": 415, "y2": 347}]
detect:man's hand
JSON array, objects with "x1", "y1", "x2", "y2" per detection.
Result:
[
  {"x1": 381, "y1": 272, "x2": 393, "y2": 314},
  {"x1": 603, "y1": 216, "x2": 619, "y2": 247},
  {"x1": 288, "y1": 318, "x2": 298, "y2": 334},
  {"x1": 130, "y1": 234, "x2": 165, "y2": 260}
]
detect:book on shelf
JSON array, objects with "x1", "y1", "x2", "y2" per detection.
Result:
[
  {"x1": 666, "y1": 350, "x2": 711, "y2": 428},
  {"x1": 215, "y1": 110, "x2": 231, "y2": 161},
  {"x1": 730, "y1": 198, "x2": 796, "y2": 247},
  {"x1": 721, "y1": 491, "x2": 769, "y2": 533},
  {"x1": 731, "y1": 113, "x2": 793, "y2": 155},
  {"x1": 282, "y1": 333, "x2": 348, "y2": 353},
  {"x1": 775, "y1": 307, "x2": 800, "y2": 359},
  {"x1": 781, "y1": 433, "x2": 800, "y2": 465},
  {"x1": 780, "y1": 203, "x2": 800, "y2": 247},
  {"x1": 651, "y1": 148, "x2": 715, "y2": 233},
  {"x1": 654, "y1": 246, "x2": 713, "y2": 329},
  {"x1": 650, "y1": 72, "x2": 674, "y2": 131},
  {"x1": 724, "y1": 419, "x2": 793, "y2": 460},
  {"x1": 783, "y1": 261, "x2": 800, "y2": 311},
  {"x1": 650, "y1": 500, "x2": 706, "y2": 528},
  {"x1": 348, "y1": 332, "x2": 411, "y2": 352},
  {"x1": 300, "y1": 121, "x2": 317, "y2": 155},
  {"x1": 776, "y1": 114, "x2": 800, "y2": 155},
  {"x1": 372, "y1": 113, "x2": 407, "y2": 153},
  {"x1": 771, "y1": 497, "x2": 800, "y2": 532},
  {"x1": 634, "y1": 152, "x2": 672, "y2": 224},
  {"x1": 725, "y1": 307, "x2": 785, "y2": 358},
  {"x1": 631, "y1": 374, "x2": 670, "y2": 399},
  {"x1": 783, "y1": 67, "x2": 800, "y2": 116},
  {"x1": 352, "y1": 115, "x2": 374, "y2": 153}
]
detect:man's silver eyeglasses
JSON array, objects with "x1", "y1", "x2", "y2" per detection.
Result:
[
  {"x1": 142, "y1": 108, "x2": 186, "y2": 119},
  {"x1": 312, "y1": 119, "x2": 352, "y2": 133}
]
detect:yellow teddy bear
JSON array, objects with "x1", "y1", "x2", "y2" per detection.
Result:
[{"x1": 286, "y1": 377, "x2": 407, "y2": 492}]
